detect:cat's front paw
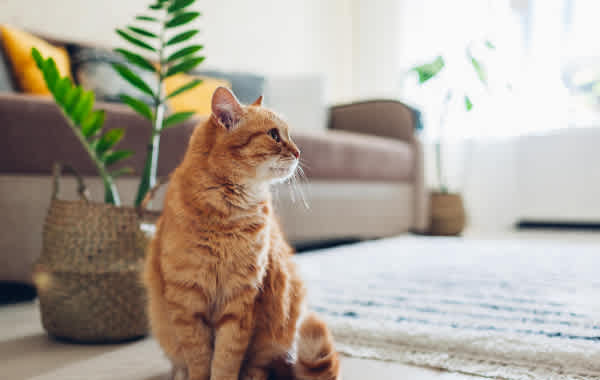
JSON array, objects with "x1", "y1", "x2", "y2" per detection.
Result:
[
  {"x1": 240, "y1": 367, "x2": 268, "y2": 380},
  {"x1": 169, "y1": 365, "x2": 188, "y2": 380}
]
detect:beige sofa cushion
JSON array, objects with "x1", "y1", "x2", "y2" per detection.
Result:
[
  {"x1": 294, "y1": 130, "x2": 414, "y2": 182},
  {"x1": 0, "y1": 94, "x2": 413, "y2": 184}
]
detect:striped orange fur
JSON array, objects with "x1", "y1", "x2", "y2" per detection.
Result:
[{"x1": 143, "y1": 87, "x2": 340, "y2": 380}]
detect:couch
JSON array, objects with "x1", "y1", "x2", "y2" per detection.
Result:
[{"x1": 0, "y1": 92, "x2": 427, "y2": 285}]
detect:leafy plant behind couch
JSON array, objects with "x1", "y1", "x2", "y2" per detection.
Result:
[
  {"x1": 410, "y1": 41, "x2": 502, "y2": 194},
  {"x1": 32, "y1": 48, "x2": 132, "y2": 205},
  {"x1": 114, "y1": 0, "x2": 205, "y2": 206}
]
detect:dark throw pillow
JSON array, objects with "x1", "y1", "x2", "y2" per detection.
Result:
[
  {"x1": 69, "y1": 45, "x2": 157, "y2": 104},
  {"x1": 0, "y1": 43, "x2": 16, "y2": 93}
]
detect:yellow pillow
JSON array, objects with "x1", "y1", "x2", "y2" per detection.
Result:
[
  {"x1": 0, "y1": 25, "x2": 71, "y2": 94},
  {"x1": 165, "y1": 73, "x2": 230, "y2": 117}
]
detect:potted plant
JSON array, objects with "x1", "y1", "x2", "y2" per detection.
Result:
[
  {"x1": 31, "y1": 0, "x2": 205, "y2": 343},
  {"x1": 410, "y1": 41, "x2": 501, "y2": 236}
]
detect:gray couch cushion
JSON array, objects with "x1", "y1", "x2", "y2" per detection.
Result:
[{"x1": 194, "y1": 70, "x2": 264, "y2": 104}]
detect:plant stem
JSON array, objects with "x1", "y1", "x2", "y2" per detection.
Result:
[
  {"x1": 436, "y1": 90, "x2": 452, "y2": 194},
  {"x1": 66, "y1": 117, "x2": 121, "y2": 205},
  {"x1": 435, "y1": 140, "x2": 447, "y2": 194},
  {"x1": 134, "y1": 10, "x2": 167, "y2": 207}
]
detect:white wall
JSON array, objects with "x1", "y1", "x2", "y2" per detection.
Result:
[
  {"x1": 0, "y1": 0, "x2": 354, "y2": 103},
  {"x1": 351, "y1": 0, "x2": 403, "y2": 100}
]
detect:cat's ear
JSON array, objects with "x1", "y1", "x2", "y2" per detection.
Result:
[
  {"x1": 211, "y1": 87, "x2": 243, "y2": 130},
  {"x1": 251, "y1": 95, "x2": 263, "y2": 106}
]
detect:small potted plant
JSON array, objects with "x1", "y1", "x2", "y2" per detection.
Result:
[
  {"x1": 410, "y1": 41, "x2": 502, "y2": 236},
  {"x1": 31, "y1": 0, "x2": 205, "y2": 343}
]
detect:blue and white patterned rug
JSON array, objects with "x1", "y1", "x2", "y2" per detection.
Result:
[{"x1": 296, "y1": 237, "x2": 600, "y2": 380}]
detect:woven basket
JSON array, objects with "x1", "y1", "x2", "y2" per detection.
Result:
[
  {"x1": 428, "y1": 192, "x2": 466, "y2": 236},
  {"x1": 33, "y1": 163, "x2": 157, "y2": 343}
]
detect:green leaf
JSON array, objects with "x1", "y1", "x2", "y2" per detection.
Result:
[
  {"x1": 136, "y1": 15, "x2": 158, "y2": 22},
  {"x1": 31, "y1": 47, "x2": 44, "y2": 68},
  {"x1": 166, "y1": 44, "x2": 203, "y2": 63},
  {"x1": 63, "y1": 86, "x2": 81, "y2": 112},
  {"x1": 65, "y1": 86, "x2": 83, "y2": 114},
  {"x1": 120, "y1": 94, "x2": 153, "y2": 120},
  {"x1": 81, "y1": 110, "x2": 105, "y2": 137},
  {"x1": 41, "y1": 58, "x2": 60, "y2": 91},
  {"x1": 165, "y1": 12, "x2": 200, "y2": 28},
  {"x1": 411, "y1": 56, "x2": 445, "y2": 84},
  {"x1": 165, "y1": 56, "x2": 205, "y2": 77},
  {"x1": 470, "y1": 56, "x2": 487, "y2": 85},
  {"x1": 112, "y1": 63, "x2": 155, "y2": 97},
  {"x1": 167, "y1": 78, "x2": 202, "y2": 99},
  {"x1": 114, "y1": 48, "x2": 156, "y2": 72},
  {"x1": 72, "y1": 91, "x2": 95, "y2": 124},
  {"x1": 53, "y1": 77, "x2": 72, "y2": 103},
  {"x1": 163, "y1": 111, "x2": 195, "y2": 129},
  {"x1": 104, "y1": 150, "x2": 134, "y2": 166},
  {"x1": 32, "y1": 48, "x2": 59, "y2": 90},
  {"x1": 166, "y1": 30, "x2": 198, "y2": 45},
  {"x1": 168, "y1": 0, "x2": 195, "y2": 13},
  {"x1": 465, "y1": 95, "x2": 473, "y2": 111},
  {"x1": 149, "y1": 3, "x2": 163, "y2": 10},
  {"x1": 127, "y1": 26, "x2": 157, "y2": 38},
  {"x1": 96, "y1": 128, "x2": 125, "y2": 155},
  {"x1": 485, "y1": 40, "x2": 496, "y2": 50},
  {"x1": 111, "y1": 167, "x2": 134, "y2": 178},
  {"x1": 116, "y1": 29, "x2": 156, "y2": 52}
]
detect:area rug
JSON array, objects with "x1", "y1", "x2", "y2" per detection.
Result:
[{"x1": 297, "y1": 237, "x2": 600, "y2": 380}]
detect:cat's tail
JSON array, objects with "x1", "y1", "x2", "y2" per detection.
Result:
[{"x1": 294, "y1": 312, "x2": 341, "y2": 380}]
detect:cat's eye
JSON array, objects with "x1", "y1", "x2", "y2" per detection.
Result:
[{"x1": 268, "y1": 128, "x2": 281, "y2": 142}]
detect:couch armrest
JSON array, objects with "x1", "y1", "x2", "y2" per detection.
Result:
[
  {"x1": 328, "y1": 99, "x2": 428, "y2": 232},
  {"x1": 328, "y1": 100, "x2": 420, "y2": 142},
  {"x1": 0, "y1": 93, "x2": 201, "y2": 176}
]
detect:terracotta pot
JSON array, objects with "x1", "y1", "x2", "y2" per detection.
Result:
[{"x1": 428, "y1": 192, "x2": 466, "y2": 236}]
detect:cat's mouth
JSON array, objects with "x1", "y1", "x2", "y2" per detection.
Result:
[{"x1": 270, "y1": 160, "x2": 298, "y2": 179}]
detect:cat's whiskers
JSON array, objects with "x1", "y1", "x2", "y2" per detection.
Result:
[
  {"x1": 298, "y1": 157, "x2": 311, "y2": 170},
  {"x1": 287, "y1": 163, "x2": 309, "y2": 209}
]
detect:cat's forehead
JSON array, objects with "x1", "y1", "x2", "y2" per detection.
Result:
[{"x1": 245, "y1": 107, "x2": 288, "y2": 129}]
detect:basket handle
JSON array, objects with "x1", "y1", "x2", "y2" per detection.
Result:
[
  {"x1": 52, "y1": 162, "x2": 90, "y2": 202},
  {"x1": 137, "y1": 177, "x2": 169, "y2": 214}
]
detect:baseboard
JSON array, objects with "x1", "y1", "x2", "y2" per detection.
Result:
[{"x1": 517, "y1": 221, "x2": 600, "y2": 230}]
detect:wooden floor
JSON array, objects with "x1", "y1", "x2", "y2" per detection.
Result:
[{"x1": 4, "y1": 229, "x2": 598, "y2": 379}]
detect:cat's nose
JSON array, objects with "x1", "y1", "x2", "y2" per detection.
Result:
[{"x1": 291, "y1": 147, "x2": 300, "y2": 159}]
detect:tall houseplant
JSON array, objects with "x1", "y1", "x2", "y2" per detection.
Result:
[
  {"x1": 410, "y1": 40, "x2": 496, "y2": 194},
  {"x1": 410, "y1": 41, "x2": 501, "y2": 235},
  {"x1": 31, "y1": 0, "x2": 205, "y2": 343},
  {"x1": 32, "y1": 49, "x2": 132, "y2": 206},
  {"x1": 114, "y1": 0, "x2": 205, "y2": 206},
  {"x1": 33, "y1": 0, "x2": 204, "y2": 206}
]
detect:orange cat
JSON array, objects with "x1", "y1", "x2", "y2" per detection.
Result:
[{"x1": 143, "y1": 87, "x2": 340, "y2": 380}]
